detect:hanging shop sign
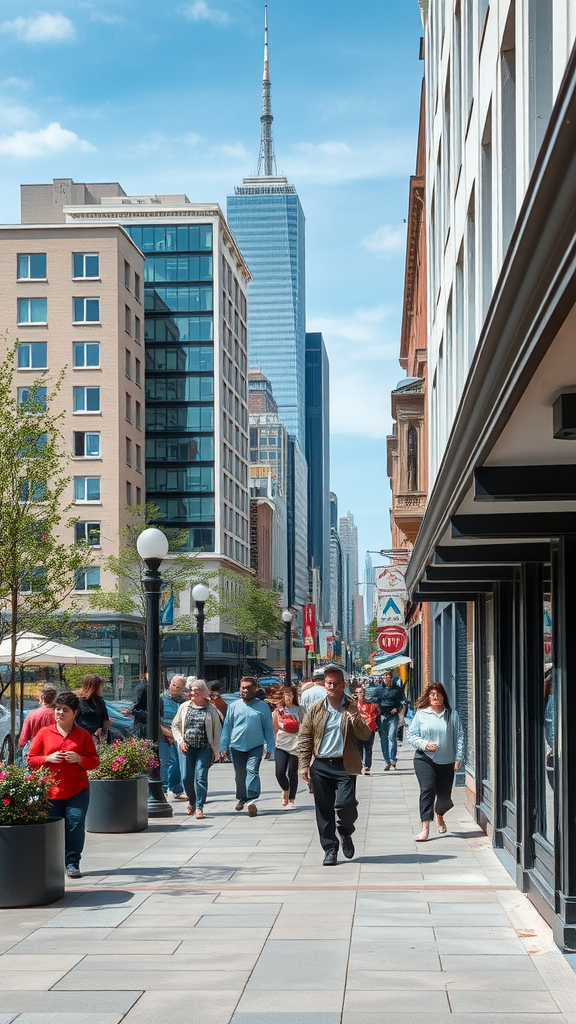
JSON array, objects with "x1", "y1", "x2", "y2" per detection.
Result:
[
  {"x1": 377, "y1": 625, "x2": 408, "y2": 655},
  {"x1": 377, "y1": 594, "x2": 406, "y2": 626},
  {"x1": 375, "y1": 565, "x2": 408, "y2": 599},
  {"x1": 303, "y1": 603, "x2": 316, "y2": 652}
]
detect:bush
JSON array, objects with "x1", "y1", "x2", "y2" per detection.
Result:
[
  {"x1": 63, "y1": 664, "x2": 112, "y2": 690},
  {"x1": 0, "y1": 763, "x2": 52, "y2": 826},
  {"x1": 89, "y1": 737, "x2": 158, "y2": 781}
]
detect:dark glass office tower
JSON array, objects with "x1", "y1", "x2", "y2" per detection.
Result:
[{"x1": 305, "y1": 332, "x2": 330, "y2": 623}]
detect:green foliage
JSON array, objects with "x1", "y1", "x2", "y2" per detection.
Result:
[
  {"x1": 0, "y1": 763, "x2": 51, "y2": 825},
  {"x1": 89, "y1": 503, "x2": 217, "y2": 634},
  {"x1": 63, "y1": 664, "x2": 112, "y2": 690},
  {"x1": 0, "y1": 342, "x2": 93, "y2": 701},
  {"x1": 219, "y1": 573, "x2": 282, "y2": 652},
  {"x1": 367, "y1": 617, "x2": 379, "y2": 648},
  {"x1": 89, "y1": 737, "x2": 158, "y2": 780}
]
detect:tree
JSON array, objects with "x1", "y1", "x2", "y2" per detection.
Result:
[
  {"x1": 219, "y1": 574, "x2": 282, "y2": 672},
  {"x1": 0, "y1": 343, "x2": 92, "y2": 756},
  {"x1": 89, "y1": 503, "x2": 217, "y2": 647}
]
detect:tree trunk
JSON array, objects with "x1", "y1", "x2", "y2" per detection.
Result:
[{"x1": 9, "y1": 585, "x2": 18, "y2": 764}]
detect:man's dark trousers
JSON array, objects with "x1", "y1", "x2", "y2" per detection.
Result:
[{"x1": 309, "y1": 756, "x2": 358, "y2": 852}]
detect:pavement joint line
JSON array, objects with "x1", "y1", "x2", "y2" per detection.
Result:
[{"x1": 60, "y1": 883, "x2": 518, "y2": 894}]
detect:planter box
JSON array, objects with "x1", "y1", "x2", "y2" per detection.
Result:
[
  {"x1": 86, "y1": 775, "x2": 148, "y2": 833},
  {"x1": 0, "y1": 817, "x2": 65, "y2": 907}
]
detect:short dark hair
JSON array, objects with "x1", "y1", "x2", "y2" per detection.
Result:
[
  {"x1": 210, "y1": 682, "x2": 221, "y2": 692},
  {"x1": 54, "y1": 690, "x2": 80, "y2": 712},
  {"x1": 240, "y1": 676, "x2": 258, "y2": 687},
  {"x1": 324, "y1": 667, "x2": 345, "y2": 683}
]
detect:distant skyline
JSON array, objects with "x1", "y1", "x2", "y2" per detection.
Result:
[{"x1": 0, "y1": 0, "x2": 423, "y2": 565}]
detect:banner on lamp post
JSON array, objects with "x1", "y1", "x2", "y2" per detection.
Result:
[{"x1": 303, "y1": 603, "x2": 316, "y2": 652}]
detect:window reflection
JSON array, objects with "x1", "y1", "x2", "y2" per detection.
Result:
[{"x1": 542, "y1": 572, "x2": 554, "y2": 846}]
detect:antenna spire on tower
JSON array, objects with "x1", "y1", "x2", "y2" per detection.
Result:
[{"x1": 257, "y1": 4, "x2": 277, "y2": 177}]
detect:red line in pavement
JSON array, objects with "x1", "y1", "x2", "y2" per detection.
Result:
[{"x1": 68, "y1": 883, "x2": 517, "y2": 893}]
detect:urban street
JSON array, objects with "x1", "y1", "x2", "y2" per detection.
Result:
[{"x1": 2, "y1": 748, "x2": 576, "y2": 1023}]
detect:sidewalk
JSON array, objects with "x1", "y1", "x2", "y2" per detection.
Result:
[{"x1": 1, "y1": 743, "x2": 576, "y2": 1024}]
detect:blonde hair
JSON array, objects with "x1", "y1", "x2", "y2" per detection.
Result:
[{"x1": 188, "y1": 679, "x2": 210, "y2": 698}]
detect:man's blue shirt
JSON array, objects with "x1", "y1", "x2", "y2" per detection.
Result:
[{"x1": 219, "y1": 697, "x2": 275, "y2": 753}]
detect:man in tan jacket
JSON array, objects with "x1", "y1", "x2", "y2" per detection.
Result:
[{"x1": 298, "y1": 665, "x2": 371, "y2": 865}]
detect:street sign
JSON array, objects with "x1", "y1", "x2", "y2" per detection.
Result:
[
  {"x1": 377, "y1": 625, "x2": 408, "y2": 655},
  {"x1": 375, "y1": 565, "x2": 408, "y2": 598},
  {"x1": 377, "y1": 594, "x2": 405, "y2": 626}
]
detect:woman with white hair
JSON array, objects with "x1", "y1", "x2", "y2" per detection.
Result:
[{"x1": 171, "y1": 680, "x2": 222, "y2": 819}]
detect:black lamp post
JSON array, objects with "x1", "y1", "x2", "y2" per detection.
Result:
[
  {"x1": 282, "y1": 609, "x2": 293, "y2": 685},
  {"x1": 136, "y1": 527, "x2": 173, "y2": 818},
  {"x1": 192, "y1": 583, "x2": 209, "y2": 679}
]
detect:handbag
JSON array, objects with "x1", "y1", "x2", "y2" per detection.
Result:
[
  {"x1": 358, "y1": 701, "x2": 379, "y2": 732},
  {"x1": 278, "y1": 710, "x2": 299, "y2": 733}
]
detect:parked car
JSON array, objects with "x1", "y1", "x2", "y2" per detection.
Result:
[
  {"x1": 0, "y1": 704, "x2": 10, "y2": 761},
  {"x1": 105, "y1": 700, "x2": 134, "y2": 742}
]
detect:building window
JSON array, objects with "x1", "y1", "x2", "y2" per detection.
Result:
[
  {"x1": 74, "y1": 431, "x2": 100, "y2": 458},
  {"x1": 17, "y1": 342, "x2": 47, "y2": 369},
  {"x1": 126, "y1": 437, "x2": 132, "y2": 466},
  {"x1": 136, "y1": 444, "x2": 142, "y2": 472},
  {"x1": 124, "y1": 261, "x2": 130, "y2": 289},
  {"x1": 17, "y1": 298, "x2": 47, "y2": 324},
  {"x1": 74, "y1": 476, "x2": 101, "y2": 502},
  {"x1": 407, "y1": 426, "x2": 419, "y2": 491},
  {"x1": 134, "y1": 273, "x2": 141, "y2": 301},
  {"x1": 126, "y1": 393, "x2": 132, "y2": 423},
  {"x1": 74, "y1": 567, "x2": 101, "y2": 591},
  {"x1": 20, "y1": 568, "x2": 46, "y2": 594},
  {"x1": 75, "y1": 521, "x2": 101, "y2": 546},
  {"x1": 73, "y1": 297, "x2": 100, "y2": 323},
  {"x1": 20, "y1": 480, "x2": 46, "y2": 502},
  {"x1": 17, "y1": 386, "x2": 47, "y2": 411},
  {"x1": 135, "y1": 400, "x2": 141, "y2": 429},
  {"x1": 73, "y1": 341, "x2": 100, "y2": 368},
  {"x1": 136, "y1": 486, "x2": 141, "y2": 504},
  {"x1": 73, "y1": 386, "x2": 100, "y2": 413},
  {"x1": 73, "y1": 253, "x2": 99, "y2": 279},
  {"x1": 125, "y1": 305, "x2": 131, "y2": 334},
  {"x1": 134, "y1": 316, "x2": 141, "y2": 343},
  {"x1": 125, "y1": 349, "x2": 132, "y2": 379},
  {"x1": 126, "y1": 481, "x2": 132, "y2": 504},
  {"x1": 17, "y1": 254, "x2": 46, "y2": 280},
  {"x1": 135, "y1": 358, "x2": 141, "y2": 387}
]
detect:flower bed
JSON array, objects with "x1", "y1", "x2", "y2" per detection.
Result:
[
  {"x1": 0, "y1": 764, "x2": 51, "y2": 826},
  {"x1": 89, "y1": 737, "x2": 158, "y2": 781}
]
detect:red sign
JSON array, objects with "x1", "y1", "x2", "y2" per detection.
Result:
[
  {"x1": 377, "y1": 626, "x2": 407, "y2": 655},
  {"x1": 303, "y1": 603, "x2": 316, "y2": 652}
]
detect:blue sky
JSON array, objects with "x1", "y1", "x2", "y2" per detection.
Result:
[{"x1": 0, "y1": 0, "x2": 423, "y2": 576}]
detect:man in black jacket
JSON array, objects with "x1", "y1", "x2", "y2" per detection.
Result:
[{"x1": 365, "y1": 671, "x2": 405, "y2": 770}]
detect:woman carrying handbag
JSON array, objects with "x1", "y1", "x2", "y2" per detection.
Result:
[{"x1": 272, "y1": 685, "x2": 303, "y2": 808}]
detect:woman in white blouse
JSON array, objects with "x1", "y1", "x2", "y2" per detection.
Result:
[{"x1": 407, "y1": 683, "x2": 465, "y2": 841}]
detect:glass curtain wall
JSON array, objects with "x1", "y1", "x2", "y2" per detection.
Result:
[{"x1": 125, "y1": 224, "x2": 215, "y2": 551}]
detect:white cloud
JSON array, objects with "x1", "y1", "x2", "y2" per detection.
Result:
[
  {"x1": 362, "y1": 223, "x2": 406, "y2": 259},
  {"x1": 1, "y1": 13, "x2": 76, "y2": 44},
  {"x1": 0, "y1": 122, "x2": 95, "y2": 159},
  {"x1": 283, "y1": 136, "x2": 414, "y2": 185},
  {"x1": 1, "y1": 77, "x2": 33, "y2": 90},
  {"x1": 180, "y1": 1, "x2": 231, "y2": 25},
  {"x1": 0, "y1": 105, "x2": 37, "y2": 130},
  {"x1": 307, "y1": 305, "x2": 400, "y2": 439}
]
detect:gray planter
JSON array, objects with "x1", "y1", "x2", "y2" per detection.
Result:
[
  {"x1": 86, "y1": 775, "x2": 148, "y2": 833},
  {"x1": 0, "y1": 817, "x2": 65, "y2": 907}
]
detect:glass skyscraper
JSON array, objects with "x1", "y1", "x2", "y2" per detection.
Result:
[{"x1": 305, "y1": 332, "x2": 330, "y2": 623}]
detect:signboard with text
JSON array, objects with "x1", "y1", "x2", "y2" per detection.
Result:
[
  {"x1": 375, "y1": 565, "x2": 408, "y2": 598},
  {"x1": 377, "y1": 594, "x2": 406, "y2": 626},
  {"x1": 303, "y1": 603, "x2": 316, "y2": 652}
]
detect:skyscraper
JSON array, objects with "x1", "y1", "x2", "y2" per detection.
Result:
[
  {"x1": 227, "y1": 8, "x2": 308, "y2": 607},
  {"x1": 329, "y1": 492, "x2": 343, "y2": 637},
  {"x1": 339, "y1": 510, "x2": 359, "y2": 644},
  {"x1": 305, "y1": 332, "x2": 330, "y2": 624}
]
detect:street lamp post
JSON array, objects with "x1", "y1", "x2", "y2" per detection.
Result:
[
  {"x1": 281, "y1": 609, "x2": 293, "y2": 685},
  {"x1": 136, "y1": 527, "x2": 173, "y2": 818},
  {"x1": 192, "y1": 583, "x2": 210, "y2": 679}
]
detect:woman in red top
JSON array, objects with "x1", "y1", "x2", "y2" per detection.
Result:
[{"x1": 27, "y1": 690, "x2": 99, "y2": 879}]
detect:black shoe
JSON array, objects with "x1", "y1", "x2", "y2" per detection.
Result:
[
  {"x1": 66, "y1": 865, "x2": 82, "y2": 878},
  {"x1": 339, "y1": 833, "x2": 355, "y2": 859},
  {"x1": 323, "y1": 848, "x2": 338, "y2": 866}
]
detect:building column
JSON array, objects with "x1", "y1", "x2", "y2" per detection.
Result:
[
  {"x1": 516, "y1": 562, "x2": 542, "y2": 891},
  {"x1": 553, "y1": 537, "x2": 576, "y2": 949}
]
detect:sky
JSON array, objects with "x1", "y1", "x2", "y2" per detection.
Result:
[{"x1": 0, "y1": 0, "x2": 424, "y2": 581}]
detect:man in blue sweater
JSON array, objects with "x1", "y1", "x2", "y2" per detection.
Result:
[{"x1": 219, "y1": 676, "x2": 275, "y2": 816}]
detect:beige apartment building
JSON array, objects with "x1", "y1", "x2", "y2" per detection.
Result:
[{"x1": 0, "y1": 222, "x2": 145, "y2": 646}]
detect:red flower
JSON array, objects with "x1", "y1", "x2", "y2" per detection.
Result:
[{"x1": 2, "y1": 797, "x2": 11, "y2": 806}]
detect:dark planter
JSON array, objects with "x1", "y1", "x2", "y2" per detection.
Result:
[
  {"x1": 0, "y1": 817, "x2": 65, "y2": 907},
  {"x1": 86, "y1": 775, "x2": 148, "y2": 833}
]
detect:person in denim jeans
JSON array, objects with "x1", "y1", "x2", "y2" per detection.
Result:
[
  {"x1": 171, "y1": 680, "x2": 222, "y2": 819},
  {"x1": 219, "y1": 676, "x2": 275, "y2": 817},
  {"x1": 159, "y1": 675, "x2": 186, "y2": 800},
  {"x1": 366, "y1": 671, "x2": 405, "y2": 770}
]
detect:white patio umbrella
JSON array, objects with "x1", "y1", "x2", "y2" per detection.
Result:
[
  {"x1": 371, "y1": 654, "x2": 413, "y2": 671},
  {"x1": 0, "y1": 632, "x2": 113, "y2": 667}
]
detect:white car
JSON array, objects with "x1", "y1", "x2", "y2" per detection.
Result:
[{"x1": 0, "y1": 704, "x2": 12, "y2": 761}]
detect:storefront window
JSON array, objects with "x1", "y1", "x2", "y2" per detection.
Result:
[{"x1": 542, "y1": 569, "x2": 554, "y2": 846}]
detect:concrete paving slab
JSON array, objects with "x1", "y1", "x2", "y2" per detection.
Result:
[
  {"x1": 344, "y1": 989, "x2": 450, "y2": 1012},
  {"x1": 0, "y1": 992, "x2": 141, "y2": 1014},
  {"x1": 234, "y1": 991, "x2": 344, "y2": 1013},
  {"x1": 232, "y1": 1015, "x2": 341, "y2": 1024},
  {"x1": 11, "y1": 1016, "x2": 125, "y2": 1024},
  {"x1": 245, "y1": 939, "x2": 349, "y2": 991},
  {"x1": 120, "y1": 990, "x2": 241, "y2": 1024},
  {"x1": 54, "y1": 969, "x2": 250, "y2": 990}
]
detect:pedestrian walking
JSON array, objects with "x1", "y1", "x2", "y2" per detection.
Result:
[
  {"x1": 76, "y1": 674, "x2": 111, "y2": 744},
  {"x1": 298, "y1": 666, "x2": 371, "y2": 865},
  {"x1": 351, "y1": 681, "x2": 379, "y2": 775},
  {"x1": 159, "y1": 675, "x2": 187, "y2": 801},
  {"x1": 18, "y1": 684, "x2": 57, "y2": 750},
  {"x1": 124, "y1": 677, "x2": 147, "y2": 738},
  {"x1": 208, "y1": 681, "x2": 228, "y2": 719},
  {"x1": 27, "y1": 690, "x2": 99, "y2": 878},
  {"x1": 299, "y1": 667, "x2": 326, "y2": 710},
  {"x1": 366, "y1": 670, "x2": 405, "y2": 770},
  {"x1": 272, "y1": 685, "x2": 303, "y2": 808},
  {"x1": 171, "y1": 680, "x2": 222, "y2": 819},
  {"x1": 219, "y1": 675, "x2": 275, "y2": 817},
  {"x1": 407, "y1": 682, "x2": 465, "y2": 841}
]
